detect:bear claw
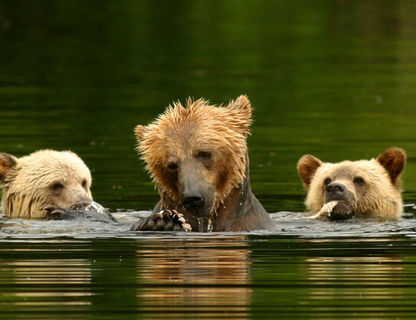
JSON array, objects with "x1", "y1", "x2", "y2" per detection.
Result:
[
  {"x1": 42, "y1": 205, "x2": 68, "y2": 220},
  {"x1": 130, "y1": 209, "x2": 192, "y2": 232}
]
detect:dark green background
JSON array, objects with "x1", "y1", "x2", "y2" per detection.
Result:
[{"x1": 1, "y1": 1, "x2": 416, "y2": 318}]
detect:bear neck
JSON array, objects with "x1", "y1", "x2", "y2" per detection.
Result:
[
  {"x1": 211, "y1": 156, "x2": 271, "y2": 232},
  {"x1": 212, "y1": 169, "x2": 251, "y2": 230}
]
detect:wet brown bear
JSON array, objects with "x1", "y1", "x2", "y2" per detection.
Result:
[
  {"x1": 133, "y1": 95, "x2": 273, "y2": 231},
  {"x1": 0, "y1": 150, "x2": 93, "y2": 219},
  {"x1": 297, "y1": 147, "x2": 406, "y2": 220}
]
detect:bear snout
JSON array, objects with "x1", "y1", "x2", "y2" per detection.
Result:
[
  {"x1": 325, "y1": 182, "x2": 346, "y2": 200},
  {"x1": 182, "y1": 195, "x2": 205, "y2": 215}
]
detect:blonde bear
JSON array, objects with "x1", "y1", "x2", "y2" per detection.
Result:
[
  {"x1": 297, "y1": 147, "x2": 406, "y2": 220},
  {"x1": 0, "y1": 150, "x2": 92, "y2": 219}
]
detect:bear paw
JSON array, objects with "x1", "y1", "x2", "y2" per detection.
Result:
[
  {"x1": 130, "y1": 209, "x2": 192, "y2": 232},
  {"x1": 42, "y1": 204, "x2": 116, "y2": 222},
  {"x1": 42, "y1": 205, "x2": 75, "y2": 220}
]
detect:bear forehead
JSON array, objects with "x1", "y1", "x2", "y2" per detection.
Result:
[
  {"x1": 156, "y1": 114, "x2": 232, "y2": 136},
  {"x1": 149, "y1": 101, "x2": 244, "y2": 135},
  {"x1": 144, "y1": 117, "x2": 243, "y2": 153},
  {"x1": 317, "y1": 159, "x2": 386, "y2": 180},
  {"x1": 161, "y1": 100, "x2": 225, "y2": 121},
  {"x1": 18, "y1": 150, "x2": 91, "y2": 180},
  {"x1": 155, "y1": 135, "x2": 230, "y2": 162}
]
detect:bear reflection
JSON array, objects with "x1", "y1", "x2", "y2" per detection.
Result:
[
  {"x1": 299, "y1": 242, "x2": 405, "y2": 313},
  {"x1": 136, "y1": 236, "x2": 251, "y2": 318}
]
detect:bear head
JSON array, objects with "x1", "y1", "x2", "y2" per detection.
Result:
[
  {"x1": 135, "y1": 95, "x2": 252, "y2": 221},
  {"x1": 297, "y1": 147, "x2": 406, "y2": 220},
  {"x1": 0, "y1": 150, "x2": 93, "y2": 219}
]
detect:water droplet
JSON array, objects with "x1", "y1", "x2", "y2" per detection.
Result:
[
  {"x1": 197, "y1": 217, "x2": 204, "y2": 232},
  {"x1": 207, "y1": 218, "x2": 213, "y2": 232}
]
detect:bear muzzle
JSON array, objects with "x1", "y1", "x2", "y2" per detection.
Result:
[
  {"x1": 325, "y1": 182, "x2": 346, "y2": 200},
  {"x1": 324, "y1": 182, "x2": 356, "y2": 220},
  {"x1": 178, "y1": 165, "x2": 215, "y2": 218},
  {"x1": 182, "y1": 195, "x2": 205, "y2": 212},
  {"x1": 181, "y1": 193, "x2": 214, "y2": 218}
]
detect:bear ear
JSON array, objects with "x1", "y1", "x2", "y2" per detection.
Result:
[
  {"x1": 0, "y1": 153, "x2": 18, "y2": 182},
  {"x1": 227, "y1": 95, "x2": 252, "y2": 115},
  {"x1": 226, "y1": 95, "x2": 252, "y2": 133},
  {"x1": 376, "y1": 147, "x2": 406, "y2": 186},
  {"x1": 297, "y1": 155, "x2": 323, "y2": 189},
  {"x1": 134, "y1": 125, "x2": 147, "y2": 142}
]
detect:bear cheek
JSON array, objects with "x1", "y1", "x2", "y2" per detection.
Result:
[
  {"x1": 202, "y1": 160, "x2": 220, "y2": 185},
  {"x1": 81, "y1": 186, "x2": 92, "y2": 201},
  {"x1": 50, "y1": 190, "x2": 69, "y2": 208},
  {"x1": 353, "y1": 183, "x2": 369, "y2": 205},
  {"x1": 214, "y1": 160, "x2": 233, "y2": 200},
  {"x1": 215, "y1": 174, "x2": 228, "y2": 201},
  {"x1": 155, "y1": 165, "x2": 180, "y2": 199},
  {"x1": 308, "y1": 183, "x2": 326, "y2": 211}
]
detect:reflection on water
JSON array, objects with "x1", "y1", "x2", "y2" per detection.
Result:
[
  {"x1": 2, "y1": 259, "x2": 92, "y2": 285},
  {"x1": 296, "y1": 254, "x2": 415, "y2": 318},
  {"x1": 304, "y1": 256, "x2": 404, "y2": 302},
  {"x1": 136, "y1": 237, "x2": 251, "y2": 318},
  {"x1": 1, "y1": 236, "x2": 416, "y2": 319},
  {"x1": 0, "y1": 240, "x2": 93, "y2": 317},
  {"x1": 0, "y1": 237, "x2": 253, "y2": 319},
  {"x1": 250, "y1": 237, "x2": 416, "y2": 318}
]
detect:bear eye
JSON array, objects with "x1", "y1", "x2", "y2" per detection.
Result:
[
  {"x1": 51, "y1": 182, "x2": 64, "y2": 191},
  {"x1": 354, "y1": 177, "x2": 365, "y2": 185},
  {"x1": 197, "y1": 151, "x2": 212, "y2": 160},
  {"x1": 324, "y1": 178, "x2": 331, "y2": 185},
  {"x1": 167, "y1": 162, "x2": 178, "y2": 170},
  {"x1": 82, "y1": 179, "x2": 88, "y2": 188}
]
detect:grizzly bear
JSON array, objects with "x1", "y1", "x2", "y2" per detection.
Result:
[
  {"x1": 297, "y1": 147, "x2": 406, "y2": 220},
  {"x1": 0, "y1": 150, "x2": 93, "y2": 219},
  {"x1": 133, "y1": 95, "x2": 273, "y2": 232}
]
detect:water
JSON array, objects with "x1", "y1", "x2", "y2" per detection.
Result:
[
  {"x1": 1, "y1": 0, "x2": 416, "y2": 318},
  {"x1": 2, "y1": 231, "x2": 416, "y2": 319}
]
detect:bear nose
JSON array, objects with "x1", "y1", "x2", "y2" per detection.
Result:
[
  {"x1": 182, "y1": 196, "x2": 205, "y2": 212},
  {"x1": 325, "y1": 182, "x2": 345, "y2": 200}
]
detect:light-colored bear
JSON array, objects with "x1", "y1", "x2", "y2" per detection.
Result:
[
  {"x1": 0, "y1": 150, "x2": 92, "y2": 219},
  {"x1": 297, "y1": 147, "x2": 406, "y2": 220}
]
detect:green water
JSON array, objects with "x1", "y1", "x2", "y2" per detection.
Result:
[{"x1": 1, "y1": 0, "x2": 416, "y2": 318}]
